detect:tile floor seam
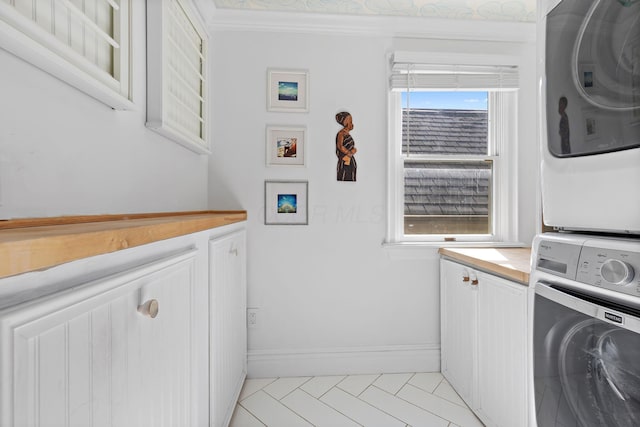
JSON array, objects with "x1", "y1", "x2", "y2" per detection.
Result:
[
  {"x1": 401, "y1": 387, "x2": 463, "y2": 427},
  {"x1": 360, "y1": 384, "x2": 424, "y2": 426},
  {"x1": 324, "y1": 384, "x2": 414, "y2": 427},
  {"x1": 313, "y1": 378, "x2": 347, "y2": 401},
  {"x1": 357, "y1": 373, "x2": 382, "y2": 398},
  {"x1": 237, "y1": 400, "x2": 267, "y2": 426},
  {"x1": 239, "y1": 378, "x2": 279, "y2": 402},
  {"x1": 334, "y1": 373, "x2": 382, "y2": 398},
  {"x1": 277, "y1": 389, "x2": 325, "y2": 427},
  {"x1": 278, "y1": 376, "x2": 315, "y2": 401},
  {"x1": 433, "y1": 381, "x2": 468, "y2": 408},
  {"x1": 370, "y1": 383, "x2": 451, "y2": 426},
  {"x1": 296, "y1": 387, "x2": 366, "y2": 427},
  {"x1": 262, "y1": 377, "x2": 313, "y2": 401}
]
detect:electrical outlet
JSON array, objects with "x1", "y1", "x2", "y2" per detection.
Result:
[{"x1": 247, "y1": 308, "x2": 258, "y2": 329}]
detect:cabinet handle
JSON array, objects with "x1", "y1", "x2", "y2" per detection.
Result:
[
  {"x1": 229, "y1": 247, "x2": 238, "y2": 256},
  {"x1": 462, "y1": 275, "x2": 470, "y2": 282},
  {"x1": 471, "y1": 278, "x2": 479, "y2": 285},
  {"x1": 138, "y1": 299, "x2": 159, "y2": 318}
]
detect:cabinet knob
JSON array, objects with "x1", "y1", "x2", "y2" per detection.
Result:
[
  {"x1": 138, "y1": 299, "x2": 159, "y2": 318},
  {"x1": 462, "y1": 275, "x2": 470, "y2": 282},
  {"x1": 470, "y1": 273, "x2": 479, "y2": 286}
]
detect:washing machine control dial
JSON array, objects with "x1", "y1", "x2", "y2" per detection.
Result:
[{"x1": 601, "y1": 259, "x2": 635, "y2": 286}]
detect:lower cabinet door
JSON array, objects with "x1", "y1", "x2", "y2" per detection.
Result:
[
  {"x1": 476, "y1": 271, "x2": 528, "y2": 427},
  {"x1": 440, "y1": 259, "x2": 477, "y2": 406},
  {"x1": 210, "y1": 230, "x2": 247, "y2": 427},
  {"x1": 0, "y1": 250, "x2": 199, "y2": 427}
]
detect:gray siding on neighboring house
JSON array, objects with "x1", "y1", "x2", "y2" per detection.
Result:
[{"x1": 403, "y1": 109, "x2": 490, "y2": 217}]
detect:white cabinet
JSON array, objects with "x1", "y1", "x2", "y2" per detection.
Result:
[
  {"x1": 0, "y1": 250, "x2": 200, "y2": 427},
  {"x1": 440, "y1": 258, "x2": 529, "y2": 427},
  {"x1": 440, "y1": 258, "x2": 477, "y2": 404},
  {"x1": 475, "y1": 270, "x2": 528, "y2": 427},
  {"x1": 0, "y1": 221, "x2": 248, "y2": 427},
  {"x1": 209, "y1": 230, "x2": 247, "y2": 427}
]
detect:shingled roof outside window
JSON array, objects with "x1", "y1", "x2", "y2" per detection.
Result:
[{"x1": 403, "y1": 109, "x2": 491, "y2": 235}]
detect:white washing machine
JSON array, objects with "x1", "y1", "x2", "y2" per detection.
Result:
[{"x1": 530, "y1": 233, "x2": 640, "y2": 426}]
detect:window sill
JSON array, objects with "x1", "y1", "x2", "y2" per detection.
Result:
[
  {"x1": 383, "y1": 240, "x2": 525, "y2": 247},
  {"x1": 382, "y1": 241, "x2": 526, "y2": 260}
]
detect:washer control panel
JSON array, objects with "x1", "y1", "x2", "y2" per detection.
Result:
[
  {"x1": 577, "y1": 245, "x2": 640, "y2": 296},
  {"x1": 535, "y1": 234, "x2": 640, "y2": 297}
]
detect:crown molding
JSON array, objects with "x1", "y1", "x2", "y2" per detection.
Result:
[{"x1": 201, "y1": 8, "x2": 535, "y2": 43}]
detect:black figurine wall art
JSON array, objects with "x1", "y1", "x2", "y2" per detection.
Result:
[{"x1": 335, "y1": 111, "x2": 357, "y2": 181}]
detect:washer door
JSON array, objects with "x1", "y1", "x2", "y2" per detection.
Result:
[
  {"x1": 534, "y1": 293, "x2": 640, "y2": 427},
  {"x1": 559, "y1": 320, "x2": 640, "y2": 426}
]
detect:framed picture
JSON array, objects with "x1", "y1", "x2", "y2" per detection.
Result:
[
  {"x1": 267, "y1": 69, "x2": 309, "y2": 112},
  {"x1": 266, "y1": 126, "x2": 306, "y2": 166},
  {"x1": 578, "y1": 63, "x2": 595, "y2": 94},
  {"x1": 582, "y1": 107, "x2": 599, "y2": 142},
  {"x1": 264, "y1": 180, "x2": 308, "y2": 225}
]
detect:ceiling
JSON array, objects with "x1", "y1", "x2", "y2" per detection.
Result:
[{"x1": 211, "y1": 0, "x2": 537, "y2": 22}]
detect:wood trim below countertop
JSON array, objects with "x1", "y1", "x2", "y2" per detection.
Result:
[
  {"x1": 438, "y1": 247, "x2": 532, "y2": 285},
  {"x1": 0, "y1": 211, "x2": 247, "y2": 279}
]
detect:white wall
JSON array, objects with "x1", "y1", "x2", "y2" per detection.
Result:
[
  {"x1": 0, "y1": 1, "x2": 208, "y2": 219},
  {"x1": 209, "y1": 16, "x2": 538, "y2": 377}
]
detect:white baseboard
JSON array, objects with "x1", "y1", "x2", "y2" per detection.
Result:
[{"x1": 247, "y1": 344, "x2": 440, "y2": 378}]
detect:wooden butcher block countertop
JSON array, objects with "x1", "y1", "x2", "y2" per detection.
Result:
[
  {"x1": 0, "y1": 210, "x2": 247, "y2": 279},
  {"x1": 438, "y1": 247, "x2": 532, "y2": 285}
]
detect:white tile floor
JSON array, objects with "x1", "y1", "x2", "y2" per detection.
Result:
[{"x1": 229, "y1": 372, "x2": 484, "y2": 427}]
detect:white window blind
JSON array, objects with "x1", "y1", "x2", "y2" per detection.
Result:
[
  {"x1": 146, "y1": 0, "x2": 209, "y2": 154},
  {"x1": 0, "y1": 0, "x2": 132, "y2": 109},
  {"x1": 390, "y1": 52, "x2": 519, "y2": 91}
]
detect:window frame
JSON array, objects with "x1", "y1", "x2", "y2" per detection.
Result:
[
  {"x1": 0, "y1": 0, "x2": 133, "y2": 110},
  {"x1": 387, "y1": 80, "x2": 518, "y2": 245}
]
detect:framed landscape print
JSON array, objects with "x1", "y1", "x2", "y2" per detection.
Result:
[
  {"x1": 267, "y1": 69, "x2": 309, "y2": 112},
  {"x1": 264, "y1": 180, "x2": 308, "y2": 225},
  {"x1": 266, "y1": 126, "x2": 306, "y2": 166}
]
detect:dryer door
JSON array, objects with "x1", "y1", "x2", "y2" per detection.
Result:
[{"x1": 545, "y1": 0, "x2": 640, "y2": 157}]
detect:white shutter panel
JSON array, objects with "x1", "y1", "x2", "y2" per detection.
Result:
[
  {"x1": 146, "y1": 0, "x2": 210, "y2": 154},
  {"x1": 0, "y1": 0, "x2": 132, "y2": 108}
]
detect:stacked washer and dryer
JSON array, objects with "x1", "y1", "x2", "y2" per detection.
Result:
[{"x1": 531, "y1": 0, "x2": 640, "y2": 426}]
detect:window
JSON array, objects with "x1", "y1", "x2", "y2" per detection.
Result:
[
  {"x1": 146, "y1": 0, "x2": 209, "y2": 154},
  {"x1": 0, "y1": 0, "x2": 132, "y2": 109},
  {"x1": 388, "y1": 52, "x2": 519, "y2": 243}
]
